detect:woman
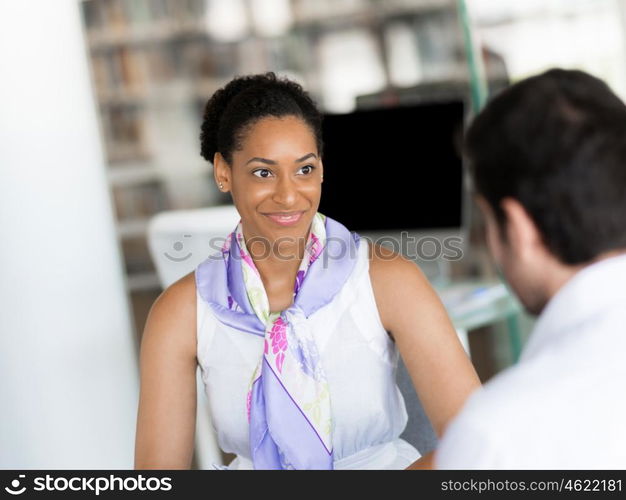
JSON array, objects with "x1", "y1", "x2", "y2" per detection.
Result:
[{"x1": 134, "y1": 72, "x2": 480, "y2": 470}]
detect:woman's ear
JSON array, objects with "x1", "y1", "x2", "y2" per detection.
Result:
[
  {"x1": 213, "y1": 152, "x2": 230, "y2": 192},
  {"x1": 500, "y1": 197, "x2": 543, "y2": 262}
]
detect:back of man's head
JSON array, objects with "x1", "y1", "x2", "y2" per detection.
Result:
[{"x1": 466, "y1": 68, "x2": 626, "y2": 265}]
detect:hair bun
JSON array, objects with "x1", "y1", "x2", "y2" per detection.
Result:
[
  {"x1": 200, "y1": 73, "x2": 279, "y2": 162},
  {"x1": 200, "y1": 72, "x2": 322, "y2": 165}
]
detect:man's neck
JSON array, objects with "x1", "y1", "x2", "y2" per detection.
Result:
[{"x1": 544, "y1": 249, "x2": 626, "y2": 302}]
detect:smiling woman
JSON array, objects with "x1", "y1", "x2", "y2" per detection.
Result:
[
  {"x1": 215, "y1": 115, "x2": 321, "y2": 248},
  {"x1": 134, "y1": 72, "x2": 481, "y2": 470}
]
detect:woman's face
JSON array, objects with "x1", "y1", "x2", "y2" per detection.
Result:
[{"x1": 214, "y1": 115, "x2": 323, "y2": 245}]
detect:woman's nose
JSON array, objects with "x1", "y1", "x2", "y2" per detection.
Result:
[{"x1": 272, "y1": 176, "x2": 297, "y2": 206}]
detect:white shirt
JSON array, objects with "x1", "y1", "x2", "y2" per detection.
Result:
[
  {"x1": 436, "y1": 253, "x2": 626, "y2": 469},
  {"x1": 196, "y1": 238, "x2": 420, "y2": 469}
]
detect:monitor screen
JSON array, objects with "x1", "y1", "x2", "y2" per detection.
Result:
[{"x1": 318, "y1": 101, "x2": 464, "y2": 232}]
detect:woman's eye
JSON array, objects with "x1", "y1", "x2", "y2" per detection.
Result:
[
  {"x1": 298, "y1": 165, "x2": 316, "y2": 175},
  {"x1": 252, "y1": 169, "x2": 273, "y2": 178}
]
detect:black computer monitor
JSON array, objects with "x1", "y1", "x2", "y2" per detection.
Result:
[{"x1": 318, "y1": 100, "x2": 465, "y2": 233}]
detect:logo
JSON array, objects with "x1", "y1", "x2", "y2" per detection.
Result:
[
  {"x1": 163, "y1": 234, "x2": 193, "y2": 262},
  {"x1": 4, "y1": 475, "x2": 26, "y2": 495}
]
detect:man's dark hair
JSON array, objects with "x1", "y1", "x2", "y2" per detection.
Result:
[
  {"x1": 465, "y1": 68, "x2": 626, "y2": 264},
  {"x1": 200, "y1": 72, "x2": 323, "y2": 165}
]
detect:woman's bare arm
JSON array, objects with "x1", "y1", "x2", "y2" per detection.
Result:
[
  {"x1": 369, "y1": 243, "x2": 481, "y2": 438},
  {"x1": 134, "y1": 272, "x2": 198, "y2": 469}
]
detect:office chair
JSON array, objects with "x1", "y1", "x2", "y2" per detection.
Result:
[{"x1": 147, "y1": 204, "x2": 240, "y2": 468}]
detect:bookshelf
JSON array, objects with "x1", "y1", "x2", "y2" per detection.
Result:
[{"x1": 79, "y1": 0, "x2": 475, "y2": 334}]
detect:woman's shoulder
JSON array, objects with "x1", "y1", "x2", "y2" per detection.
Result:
[
  {"x1": 141, "y1": 271, "x2": 197, "y2": 357},
  {"x1": 153, "y1": 271, "x2": 197, "y2": 315},
  {"x1": 366, "y1": 240, "x2": 426, "y2": 283},
  {"x1": 366, "y1": 240, "x2": 435, "y2": 332}
]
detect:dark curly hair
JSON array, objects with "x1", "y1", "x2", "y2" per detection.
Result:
[
  {"x1": 200, "y1": 72, "x2": 323, "y2": 165},
  {"x1": 466, "y1": 68, "x2": 626, "y2": 264}
]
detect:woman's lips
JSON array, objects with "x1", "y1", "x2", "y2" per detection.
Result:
[{"x1": 263, "y1": 211, "x2": 305, "y2": 226}]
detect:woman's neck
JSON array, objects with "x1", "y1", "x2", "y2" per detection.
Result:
[{"x1": 242, "y1": 227, "x2": 309, "y2": 290}]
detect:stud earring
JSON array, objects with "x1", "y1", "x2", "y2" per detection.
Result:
[{"x1": 218, "y1": 182, "x2": 224, "y2": 190}]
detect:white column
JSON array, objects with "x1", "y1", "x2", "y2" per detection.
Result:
[{"x1": 0, "y1": 0, "x2": 139, "y2": 468}]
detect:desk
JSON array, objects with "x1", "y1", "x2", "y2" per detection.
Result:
[{"x1": 436, "y1": 281, "x2": 525, "y2": 363}]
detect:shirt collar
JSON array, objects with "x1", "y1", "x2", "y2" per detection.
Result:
[{"x1": 521, "y1": 252, "x2": 626, "y2": 361}]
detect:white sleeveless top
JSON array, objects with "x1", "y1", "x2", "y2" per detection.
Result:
[{"x1": 195, "y1": 238, "x2": 420, "y2": 469}]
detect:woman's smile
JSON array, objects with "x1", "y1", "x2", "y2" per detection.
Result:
[{"x1": 262, "y1": 210, "x2": 306, "y2": 226}]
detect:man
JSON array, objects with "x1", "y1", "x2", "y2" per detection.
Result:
[{"x1": 435, "y1": 69, "x2": 626, "y2": 468}]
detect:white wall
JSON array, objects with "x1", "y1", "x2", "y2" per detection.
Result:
[
  {"x1": 472, "y1": 0, "x2": 626, "y2": 100},
  {"x1": 0, "y1": 0, "x2": 139, "y2": 468}
]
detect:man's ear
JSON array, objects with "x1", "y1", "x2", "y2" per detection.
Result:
[{"x1": 500, "y1": 197, "x2": 543, "y2": 261}]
